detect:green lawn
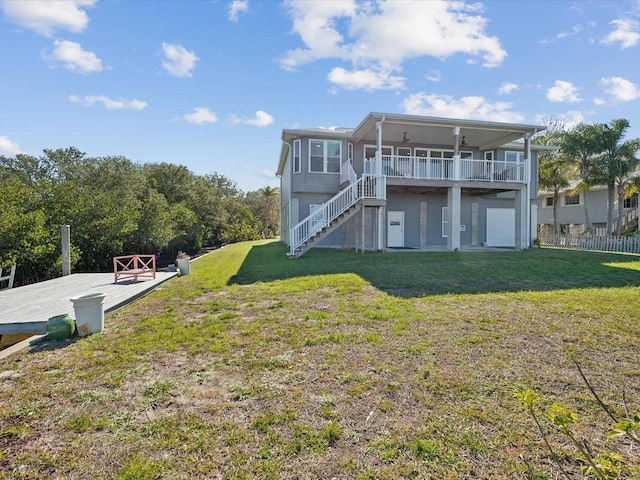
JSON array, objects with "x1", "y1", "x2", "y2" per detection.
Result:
[{"x1": 1, "y1": 241, "x2": 639, "y2": 479}]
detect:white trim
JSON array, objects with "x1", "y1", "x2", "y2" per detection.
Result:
[
  {"x1": 442, "y1": 206, "x2": 448, "y2": 237},
  {"x1": 293, "y1": 139, "x2": 301, "y2": 174}
]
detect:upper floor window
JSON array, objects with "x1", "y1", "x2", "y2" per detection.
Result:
[
  {"x1": 484, "y1": 151, "x2": 494, "y2": 161},
  {"x1": 293, "y1": 139, "x2": 301, "y2": 174},
  {"x1": 505, "y1": 151, "x2": 524, "y2": 163},
  {"x1": 624, "y1": 195, "x2": 638, "y2": 209},
  {"x1": 310, "y1": 140, "x2": 341, "y2": 173},
  {"x1": 546, "y1": 197, "x2": 553, "y2": 207},
  {"x1": 565, "y1": 194, "x2": 580, "y2": 205}
]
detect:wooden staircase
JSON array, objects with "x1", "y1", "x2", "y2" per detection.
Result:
[{"x1": 288, "y1": 203, "x2": 362, "y2": 259}]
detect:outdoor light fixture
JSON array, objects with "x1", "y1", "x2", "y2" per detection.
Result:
[
  {"x1": 402, "y1": 132, "x2": 410, "y2": 143},
  {"x1": 460, "y1": 136, "x2": 468, "y2": 147}
]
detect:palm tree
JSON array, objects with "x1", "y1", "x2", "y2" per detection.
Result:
[
  {"x1": 596, "y1": 119, "x2": 640, "y2": 236},
  {"x1": 535, "y1": 119, "x2": 572, "y2": 241},
  {"x1": 538, "y1": 153, "x2": 572, "y2": 240},
  {"x1": 259, "y1": 186, "x2": 279, "y2": 238},
  {"x1": 558, "y1": 123, "x2": 603, "y2": 234}
]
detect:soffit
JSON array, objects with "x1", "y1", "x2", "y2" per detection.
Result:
[{"x1": 351, "y1": 113, "x2": 545, "y2": 151}]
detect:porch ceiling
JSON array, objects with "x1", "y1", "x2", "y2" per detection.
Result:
[{"x1": 351, "y1": 113, "x2": 545, "y2": 151}]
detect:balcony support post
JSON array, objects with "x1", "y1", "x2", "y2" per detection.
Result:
[
  {"x1": 515, "y1": 186, "x2": 528, "y2": 250},
  {"x1": 375, "y1": 121, "x2": 383, "y2": 177},
  {"x1": 447, "y1": 184, "x2": 461, "y2": 251}
]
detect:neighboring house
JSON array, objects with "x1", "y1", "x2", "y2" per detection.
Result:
[
  {"x1": 276, "y1": 112, "x2": 547, "y2": 258},
  {"x1": 538, "y1": 185, "x2": 639, "y2": 235}
]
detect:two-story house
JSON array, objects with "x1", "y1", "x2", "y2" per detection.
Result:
[{"x1": 277, "y1": 112, "x2": 546, "y2": 258}]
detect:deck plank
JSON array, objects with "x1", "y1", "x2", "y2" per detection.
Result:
[{"x1": 0, "y1": 272, "x2": 178, "y2": 335}]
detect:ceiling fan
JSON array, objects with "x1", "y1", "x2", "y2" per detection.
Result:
[{"x1": 401, "y1": 132, "x2": 410, "y2": 143}]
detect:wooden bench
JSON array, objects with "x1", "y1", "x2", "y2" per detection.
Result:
[
  {"x1": 113, "y1": 255, "x2": 156, "y2": 283},
  {"x1": 0, "y1": 265, "x2": 16, "y2": 290}
]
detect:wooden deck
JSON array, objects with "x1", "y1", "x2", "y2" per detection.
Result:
[{"x1": 0, "y1": 272, "x2": 178, "y2": 335}]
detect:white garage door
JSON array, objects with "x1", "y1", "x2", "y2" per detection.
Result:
[{"x1": 486, "y1": 208, "x2": 515, "y2": 247}]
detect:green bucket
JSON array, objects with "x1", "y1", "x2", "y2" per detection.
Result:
[{"x1": 46, "y1": 314, "x2": 75, "y2": 340}]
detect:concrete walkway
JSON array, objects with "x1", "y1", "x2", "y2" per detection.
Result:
[{"x1": 0, "y1": 272, "x2": 178, "y2": 335}]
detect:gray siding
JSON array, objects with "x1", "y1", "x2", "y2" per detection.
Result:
[
  {"x1": 279, "y1": 144, "x2": 292, "y2": 242},
  {"x1": 291, "y1": 138, "x2": 343, "y2": 195},
  {"x1": 538, "y1": 188, "x2": 609, "y2": 225}
]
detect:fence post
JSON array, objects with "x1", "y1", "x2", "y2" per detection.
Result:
[{"x1": 61, "y1": 225, "x2": 71, "y2": 277}]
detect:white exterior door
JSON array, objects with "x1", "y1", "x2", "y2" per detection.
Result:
[
  {"x1": 387, "y1": 211, "x2": 404, "y2": 247},
  {"x1": 486, "y1": 208, "x2": 515, "y2": 246}
]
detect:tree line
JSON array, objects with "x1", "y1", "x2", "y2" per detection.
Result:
[
  {"x1": 537, "y1": 118, "x2": 640, "y2": 237},
  {"x1": 0, "y1": 147, "x2": 279, "y2": 286}
]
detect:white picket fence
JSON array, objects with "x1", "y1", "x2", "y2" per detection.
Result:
[{"x1": 538, "y1": 232, "x2": 640, "y2": 254}]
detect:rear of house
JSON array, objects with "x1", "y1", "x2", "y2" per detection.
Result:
[{"x1": 277, "y1": 113, "x2": 546, "y2": 258}]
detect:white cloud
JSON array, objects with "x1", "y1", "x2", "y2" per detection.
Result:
[
  {"x1": 601, "y1": 19, "x2": 640, "y2": 48},
  {"x1": 228, "y1": 0, "x2": 248, "y2": 22},
  {"x1": 259, "y1": 169, "x2": 276, "y2": 178},
  {"x1": 0, "y1": 0, "x2": 94, "y2": 37},
  {"x1": 245, "y1": 110, "x2": 274, "y2": 127},
  {"x1": 557, "y1": 25, "x2": 582, "y2": 40},
  {"x1": 600, "y1": 76, "x2": 640, "y2": 102},
  {"x1": 43, "y1": 40, "x2": 102, "y2": 74},
  {"x1": 498, "y1": 82, "x2": 519, "y2": 95},
  {"x1": 183, "y1": 107, "x2": 217, "y2": 125},
  {"x1": 402, "y1": 93, "x2": 524, "y2": 123},
  {"x1": 280, "y1": 0, "x2": 506, "y2": 91},
  {"x1": 69, "y1": 95, "x2": 147, "y2": 110},
  {"x1": 327, "y1": 67, "x2": 405, "y2": 91},
  {"x1": 425, "y1": 69, "x2": 441, "y2": 82},
  {"x1": 558, "y1": 111, "x2": 585, "y2": 128},
  {"x1": 546, "y1": 80, "x2": 581, "y2": 103},
  {"x1": 534, "y1": 111, "x2": 584, "y2": 129},
  {"x1": 161, "y1": 42, "x2": 198, "y2": 78},
  {"x1": 0, "y1": 136, "x2": 22, "y2": 156},
  {"x1": 230, "y1": 110, "x2": 274, "y2": 127}
]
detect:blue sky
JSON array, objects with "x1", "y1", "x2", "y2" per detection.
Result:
[{"x1": 1, "y1": 0, "x2": 639, "y2": 193}]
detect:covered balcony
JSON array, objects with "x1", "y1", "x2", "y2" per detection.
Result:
[
  {"x1": 364, "y1": 154, "x2": 526, "y2": 183},
  {"x1": 350, "y1": 113, "x2": 543, "y2": 189}
]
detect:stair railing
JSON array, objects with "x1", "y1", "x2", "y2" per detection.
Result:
[
  {"x1": 340, "y1": 160, "x2": 357, "y2": 186},
  {"x1": 289, "y1": 174, "x2": 385, "y2": 256}
]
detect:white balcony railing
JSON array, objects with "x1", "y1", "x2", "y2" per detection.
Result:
[{"x1": 364, "y1": 155, "x2": 527, "y2": 183}]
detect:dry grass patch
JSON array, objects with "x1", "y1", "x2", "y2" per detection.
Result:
[{"x1": 1, "y1": 241, "x2": 639, "y2": 479}]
